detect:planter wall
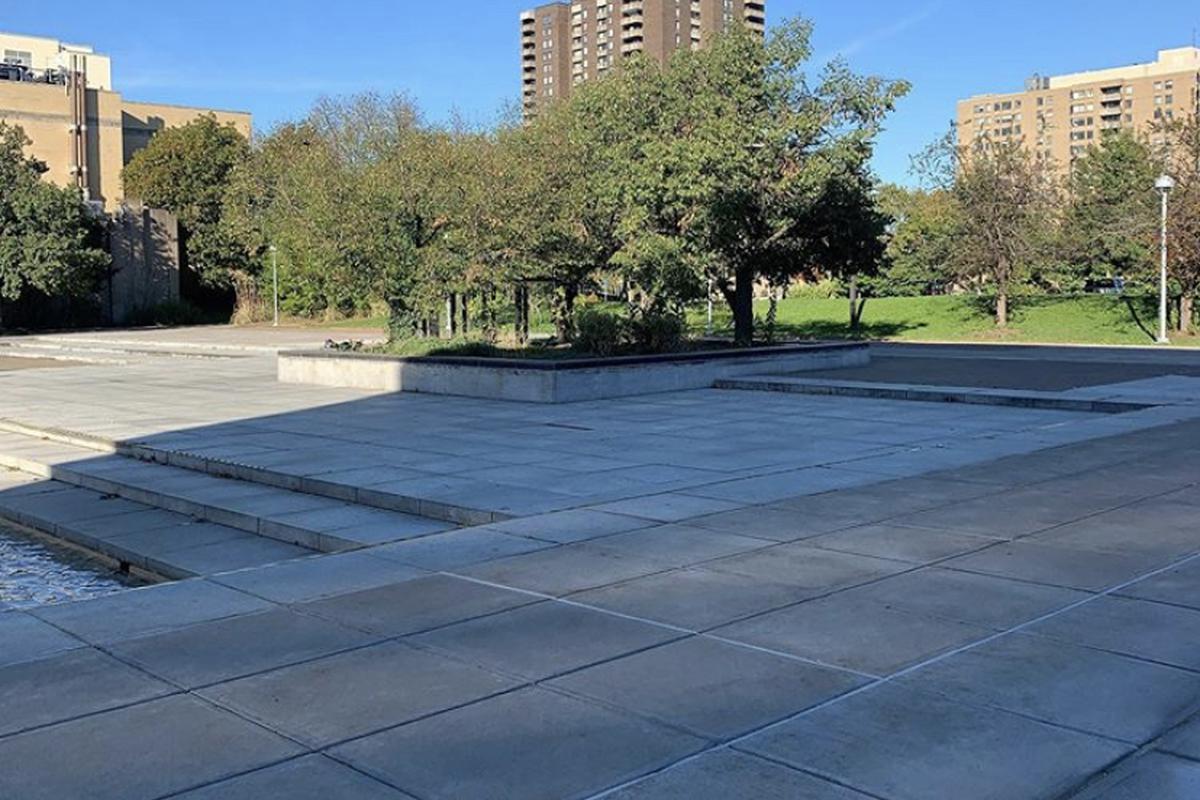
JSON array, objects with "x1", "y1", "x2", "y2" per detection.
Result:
[{"x1": 278, "y1": 342, "x2": 870, "y2": 403}]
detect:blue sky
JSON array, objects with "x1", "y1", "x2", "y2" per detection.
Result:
[{"x1": 10, "y1": 1, "x2": 1200, "y2": 184}]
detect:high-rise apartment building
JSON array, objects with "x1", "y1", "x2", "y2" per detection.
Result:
[
  {"x1": 520, "y1": 0, "x2": 766, "y2": 114},
  {"x1": 957, "y1": 47, "x2": 1200, "y2": 171},
  {"x1": 0, "y1": 32, "x2": 251, "y2": 210}
]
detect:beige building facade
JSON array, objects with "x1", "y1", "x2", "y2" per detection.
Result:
[
  {"x1": 0, "y1": 32, "x2": 251, "y2": 210},
  {"x1": 957, "y1": 47, "x2": 1200, "y2": 172},
  {"x1": 521, "y1": 0, "x2": 766, "y2": 114}
]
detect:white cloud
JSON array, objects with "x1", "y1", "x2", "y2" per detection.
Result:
[{"x1": 820, "y1": 1, "x2": 943, "y2": 63}]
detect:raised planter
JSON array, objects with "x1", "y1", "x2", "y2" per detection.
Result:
[{"x1": 278, "y1": 342, "x2": 870, "y2": 403}]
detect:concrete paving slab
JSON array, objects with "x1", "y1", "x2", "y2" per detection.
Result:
[
  {"x1": 108, "y1": 607, "x2": 378, "y2": 688},
  {"x1": 173, "y1": 755, "x2": 415, "y2": 799},
  {"x1": 0, "y1": 610, "x2": 83, "y2": 667},
  {"x1": 200, "y1": 640, "x2": 520, "y2": 747},
  {"x1": 551, "y1": 636, "x2": 865, "y2": 740},
  {"x1": 716, "y1": 591, "x2": 992, "y2": 676},
  {"x1": 1028, "y1": 595, "x2": 1200, "y2": 672},
  {"x1": 483, "y1": 508, "x2": 656, "y2": 543},
  {"x1": 705, "y1": 544, "x2": 910, "y2": 594},
  {"x1": 806, "y1": 523, "x2": 1001, "y2": 564},
  {"x1": 369, "y1": 527, "x2": 553, "y2": 570},
  {"x1": 461, "y1": 542, "x2": 675, "y2": 596},
  {"x1": 591, "y1": 493, "x2": 743, "y2": 523},
  {"x1": 149, "y1": 534, "x2": 311, "y2": 576},
  {"x1": 588, "y1": 524, "x2": 772, "y2": 568},
  {"x1": 1030, "y1": 501, "x2": 1200, "y2": 560},
  {"x1": 265, "y1": 504, "x2": 454, "y2": 542},
  {"x1": 101, "y1": 520, "x2": 245, "y2": 552},
  {"x1": 740, "y1": 683, "x2": 1130, "y2": 800},
  {"x1": 898, "y1": 633, "x2": 1200, "y2": 744},
  {"x1": 686, "y1": 504, "x2": 858, "y2": 542},
  {"x1": 210, "y1": 551, "x2": 427, "y2": 604},
  {"x1": 1076, "y1": 752, "x2": 1200, "y2": 800},
  {"x1": 944, "y1": 540, "x2": 1165, "y2": 592},
  {"x1": 412, "y1": 601, "x2": 682, "y2": 681},
  {"x1": 891, "y1": 488, "x2": 1115, "y2": 538},
  {"x1": 847, "y1": 567, "x2": 1089, "y2": 630},
  {"x1": 683, "y1": 468, "x2": 880, "y2": 505},
  {"x1": 299, "y1": 574, "x2": 540, "y2": 637},
  {"x1": 0, "y1": 647, "x2": 174, "y2": 737},
  {"x1": 0, "y1": 694, "x2": 304, "y2": 800},
  {"x1": 573, "y1": 567, "x2": 815, "y2": 631},
  {"x1": 332, "y1": 686, "x2": 706, "y2": 800},
  {"x1": 30, "y1": 579, "x2": 273, "y2": 644},
  {"x1": 604, "y1": 749, "x2": 874, "y2": 799},
  {"x1": 1161, "y1": 715, "x2": 1200, "y2": 760},
  {"x1": 1118, "y1": 559, "x2": 1200, "y2": 610}
]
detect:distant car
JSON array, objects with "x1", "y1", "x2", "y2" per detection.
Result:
[{"x1": 1085, "y1": 277, "x2": 1125, "y2": 295}]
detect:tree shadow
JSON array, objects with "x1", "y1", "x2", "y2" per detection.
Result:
[
  {"x1": 1121, "y1": 296, "x2": 1159, "y2": 343},
  {"x1": 770, "y1": 319, "x2": 926, "y2": 341}
]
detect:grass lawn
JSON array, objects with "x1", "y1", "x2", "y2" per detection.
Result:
[
  {"x1": 694, "y1": 294, "x2": 1200, "y2": 347},
  {"x1": 280, "y1": 294, "x2": 1200, "y2": 348}
]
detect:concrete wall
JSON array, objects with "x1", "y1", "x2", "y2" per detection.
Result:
[
  {"x1": 106, "y1": 204, "x2": 181, "y2": 324},
  {"x1": 121, "y1": 101, "x2": 252, "y2": 166},
  {"x1": 278, "y1": 344, "x2": 870, "y2": 403},
  {"x1": 1, "y1": 74, "x2": 251, "y2": 211},
  {"x1": 0, "y1": 33, "x2": 112, "y2": 89}
]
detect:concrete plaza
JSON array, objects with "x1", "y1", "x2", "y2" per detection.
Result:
[{"x1": 0, "y1": 330, "x2": 1198, "y2": 799}]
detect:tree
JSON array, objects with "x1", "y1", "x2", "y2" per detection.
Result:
[
  {"x1": 123, "y1": 115, "x2": 250, "y2": 295},
  {"x1": 514, "y1": 85, "x2": 628, "y2": 341},
  {"x1": 1062, "y1": 133, "x2": 1157, "y2": 290},
  {"x1": 877, "y1": 184, "x2": 957, "y2": 296},
  {"x1": 1161, "y1": 117, "x2": 1200, "y2": 333},
  {"x1": 612, "y1": 20, "x2": 908, "y2": 344},
  {"x1": 0, "y1": 123, "x2": 108, "y2": 327},
  {"x1": 920, "y1": 133, "x2": 1059, "y2": 327}
]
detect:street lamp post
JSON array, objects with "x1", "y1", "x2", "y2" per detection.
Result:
[
  {"x1": 269, "y1": 245, "x2": 279, "y2": 328},
  {"x1": 1156, "y1": 175, "x2": 1175, "y2": 344}
]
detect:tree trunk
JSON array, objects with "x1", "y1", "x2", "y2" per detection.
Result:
[
  {"x1": 553, "y1": 283, "x2": 578, "y2": 342},
  {"x1": 732, "y1": 266, "x2": 755, "y2": 347},
  {"x1": 514, "y1": 286, "x2": 530, "y2": 345},
  {"x1": 1179, "y1": 295, "x2": 1194, "y2": 334},
  {"x1": 481, "y1": 291, "x2": 497, "y2": 342},
  {"x1": 446, "y1": 295, "x2": 457, "y2": 338},
  {"x1": 460, "y1": 293, "x2": 469, "y2": 335},
  {"x1": 996, "y1": 292, "x2": 1009, "y2": 328}
]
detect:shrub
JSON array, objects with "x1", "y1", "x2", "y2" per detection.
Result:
[
  {"x1": 790, "y1": 278, "x2": 845, "y2": 300},
  {"x1": 625, "y1": 309, "x2": 684, "y2": 354},
  {"x1": 574, "y1": 308, "x2": 624, "y2": 356}
]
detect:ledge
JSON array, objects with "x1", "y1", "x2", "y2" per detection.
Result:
[{"x1": 278, "y1": 342, "x2": 870, "y2": 403}]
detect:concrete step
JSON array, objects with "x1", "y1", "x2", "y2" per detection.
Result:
[
  {"x1": 714, "y1": 375, "x2": 1153, "y2": 415},
  {"x1": 0, "y1": 339, "x2": 237, "y2": 363},
  {"x1": 0, "y1": 430, "x2": 456, "y2": 554},
  {"x1": 0, "y1": 469, "x2": 314, "y2": 580},
  {"x1": 0, "y1": 418, "x2": 511, "y2": 526}
]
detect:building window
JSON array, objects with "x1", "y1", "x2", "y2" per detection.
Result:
[{"x1": 3, "y1": 50, "x2": 32, "y2": 67}]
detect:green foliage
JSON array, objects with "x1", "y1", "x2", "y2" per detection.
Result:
[
  {"x1": 876, "y1": 184, "x2": 957, "y2": 295},
  {"x1": 624, "y1": 308, "x2": 685, "y2": 354},
  {"x1": 123, "y1": 115, "x2": 250, "y2": 290},
  {"x1": 0, "y1": 123, "x2": 109, "y2": 319},
  {"x1": 789, "y1": 279, "x2": 846, "y2": 300},
  {"x1": 587, "y1": 21, "x2": 908, "y2": 343},
  {"x1": 1061, "y1": 133, "x2": 1158, "y2": 290},
  {"x1": 573, "y1": 308, "x2": 624, "y2": 357}
]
